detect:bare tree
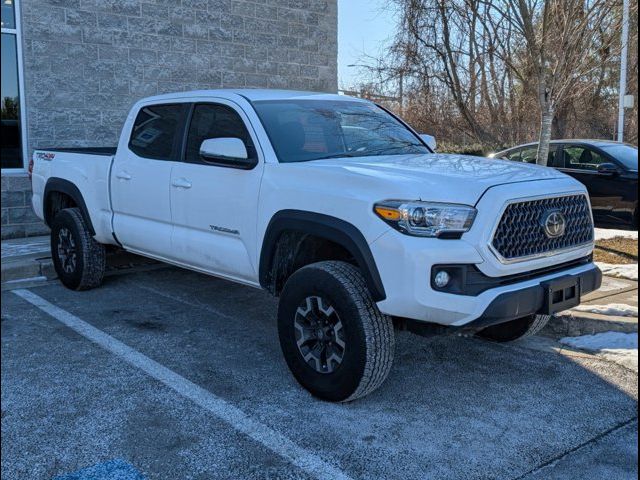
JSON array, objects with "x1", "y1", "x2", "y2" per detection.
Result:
[
  {"x1": 365, "y1": 0, "x2": 636, "y2": 156},
  {"x1": 491, "y1": 0, "x2": 622, "y2": 164}
]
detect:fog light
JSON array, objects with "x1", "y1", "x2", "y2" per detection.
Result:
[{"x1": 434, "y1": 270, "x2": 451, "y2": 288}]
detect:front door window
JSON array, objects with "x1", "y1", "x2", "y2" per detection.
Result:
[{"x1": 563, "y1": 146, "x2": 607, "y2": 171}]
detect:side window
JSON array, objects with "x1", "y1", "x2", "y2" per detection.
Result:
[
  {"x1": 505, "y1": 149, "x2": 522, "y2": 161},
  {"x1": 129, "y1": 104, "x2": 189, "y2": 160},
  {"x1": 185, "y1": 103, "x2": 256, "y2": 164},
  {"x1": 520, "y1": 147, "x2": 538, "y2": 164},
  {"x1": 563, "y1": 146, "x2": 607, "y2": 171},
  {"x1": 505, "y1": 146, "x2": 559, "y2": 166}
]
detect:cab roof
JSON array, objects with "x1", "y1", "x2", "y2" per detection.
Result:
[{"x1": 140, "y1": 89, "x2": 368, "y2": 104}]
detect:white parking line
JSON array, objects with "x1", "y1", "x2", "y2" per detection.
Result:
[{"x1": 13, "y1": 289, "x2": 352, "y2": 480}]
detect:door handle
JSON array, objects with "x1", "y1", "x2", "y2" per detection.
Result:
[
  {"x1": 116, "y1": 171, "x2": 132, "y2": 180},
  {"x1": 172, "y1": 178, "x2": 192, "y2": 189}
]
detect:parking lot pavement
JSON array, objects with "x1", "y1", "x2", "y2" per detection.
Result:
[{"x1": 2, "y1": 267, "x2": 638, "y2": 480}]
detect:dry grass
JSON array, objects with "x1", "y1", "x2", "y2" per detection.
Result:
[{"x1": 594, "y1": 237, "x2": 638, "y2": 264}]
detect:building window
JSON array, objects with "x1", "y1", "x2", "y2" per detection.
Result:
[{"x1": 1, "y1": 0, "x2": 26, "y2": 170}]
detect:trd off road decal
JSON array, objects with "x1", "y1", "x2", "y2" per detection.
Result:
[{"x1": 35, "y1": 152, "x2": 55, "y2": 161}]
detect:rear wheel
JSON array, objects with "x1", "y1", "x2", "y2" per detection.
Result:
[
  {"x1": 51, "y1": 208, "x2": 106, "y2": 291},
  {"x1": 278, "y1": 261, "x2": 395, "y2": 402},
  {"x1": 476, "y1": 314, "x2": 550, "y2": 342}
]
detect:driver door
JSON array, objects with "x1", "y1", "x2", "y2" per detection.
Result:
[{"x1": 170, "y1": 101, "x2": 264, "y2": 284}]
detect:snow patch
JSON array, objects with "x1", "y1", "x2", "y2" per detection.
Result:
[
  {"x1": 595, "y1": 228, "x2": 638, "y2": 241},
  {"x1": 598, "y1": 276, "x2": 633, "y2": 292},
  {"x1": 560, "y1": 332, "x2": 638, "y2": 353},
  {"x1": 571, "y1": 303, "x2": 638, "y2": 317},
  {"x1": 561, "y1": 332, "x2": 639, "y2": 371},
  {"x1": 597, "y1": 262, "x2": 638, "y2": 281}
]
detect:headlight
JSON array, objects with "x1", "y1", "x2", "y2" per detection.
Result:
[{"x1": 374, "y1": 200, "x2": 477, "y2": 238}]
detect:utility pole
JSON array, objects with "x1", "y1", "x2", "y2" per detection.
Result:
[{"x1": 617, "y1": 0, "x2": 629, "y2": 142}]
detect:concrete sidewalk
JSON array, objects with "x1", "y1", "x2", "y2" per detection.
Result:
[
  {"x1": 1, "y1": 236, "x2": 54, "y2": 287},
  {"x1": 2, "y1": 235, "x2": 637, "y2": 335},
  {"x1": 1, "y1": 235, "x2": 163, "y2": 289}
]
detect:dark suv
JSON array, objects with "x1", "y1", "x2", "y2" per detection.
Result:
[{"x1": 492, "y1": 140, "x2": 638, "y2": 229}]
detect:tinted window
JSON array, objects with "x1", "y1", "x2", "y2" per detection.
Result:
[
  {"x1": 563, "y1": 146, "x2": 607, "y2": 171},
  {"x1": 1, "y1": 0, "x2": 15, "y2": 29},
  {"x1": 504, "y1": 145, "x2": 557, "y2": 166},
  {"x1": 252, "y1": 100, "x2": 429, "y2": 163},
  {"x1": 1, "y1": 33, "x2": 23, "y2": 169},
  {"x1": 600, "y1": 144, "x2": 638, "y2": 171},
  {"x1": 185, "y1": 103, "x2": 255, "y2": 164},
  {"x1": 505, "y1": 149, "x2": 521, "y2": 161},
  {"x1": 129, "y1": 104, "x2": 188, "y2": 160},
  {"x1": 520, "y1": 147, "x2": 538, "y2": 163}
]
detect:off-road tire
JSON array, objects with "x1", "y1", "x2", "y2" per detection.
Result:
[
  {"x1": 476, "y1": 314, "x2": 550, "y2": 342},
  {"x1": 278, "y1": 261, "x2": 395, "y2": 402},
  {"x1": 51, "y1": 207, "x2": 106, "y2": 291}
]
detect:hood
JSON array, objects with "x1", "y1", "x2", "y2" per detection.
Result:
[{"x1": 302, "y1": 153, "x2": 567, "y2": 205}]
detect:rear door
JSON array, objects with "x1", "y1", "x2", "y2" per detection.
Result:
[
  {"x1": 170, "y1": 100, "x2": 264, "y2": 284},
  {"x1": 110, "y1": 102, "x2": 189, "y2": 258},
  {"x1": 557, "y1": 144, "x2": 612, "y2": 223}
]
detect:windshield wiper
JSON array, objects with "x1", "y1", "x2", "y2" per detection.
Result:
[
  {"x1": 310, "y1": 152, "x2": 359, "y2": 161},
  {"x1": 307, "y1": 142, "x2": 427, "y2": 162}
]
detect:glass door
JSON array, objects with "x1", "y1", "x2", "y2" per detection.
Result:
[{"x1": 1, "y1": 0, "x2": 26, "y2": 171}]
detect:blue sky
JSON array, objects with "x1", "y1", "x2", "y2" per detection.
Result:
[{"x1": 338, "y1": 0, "x2": 396, "y2": 90}]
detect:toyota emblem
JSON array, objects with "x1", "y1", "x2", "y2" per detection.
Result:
[{"x1": 541, "y1": 210, "x2": 566, "y2": 238}]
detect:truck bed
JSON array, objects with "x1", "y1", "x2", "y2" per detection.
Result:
[{"x1": 31, "y1": 147, "x2": 117, "y2": 245}]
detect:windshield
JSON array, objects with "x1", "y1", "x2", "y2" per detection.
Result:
[
  {"x1": 600, "y1": 144, "x2": 638, "y2": 171},
  {"x1": 252, "y1": 100, "x2": 430, "y2": 163}
]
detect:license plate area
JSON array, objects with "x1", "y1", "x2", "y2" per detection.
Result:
[{"x1": 541, "y1": 275, "x2": 581, "y2": 315}]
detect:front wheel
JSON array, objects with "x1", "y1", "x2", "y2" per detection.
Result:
[
  {"x1": 278, "y1": 261, "x2": 395, "y2": 402},
  {"x1": 51, "y1": 207, "x2": 106, "y2": 291},
  {"x1": 476, "y1": 314, "x2": 550, "y2": 342}
]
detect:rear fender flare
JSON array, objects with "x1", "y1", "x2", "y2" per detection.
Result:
[{"x1": 43, "y1": 177, "x2": 95, "y2": 235}]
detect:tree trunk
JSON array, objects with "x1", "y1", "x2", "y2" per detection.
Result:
[
  {"x1": 552, "y1": 109, "x2": 567, "y2": 138},
  {"x1": 537, "y1": 104, "x2": 555, "y2": 166}
]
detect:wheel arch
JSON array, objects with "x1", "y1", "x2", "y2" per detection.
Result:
[
  {"x1": 43, "y1": 178, "x2": 95, "y2": 236},
  {"x1": 259, "y1": 210, "x2": 386, "y2": 302}
]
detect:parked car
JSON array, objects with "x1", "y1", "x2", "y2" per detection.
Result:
[
  {"x1": 491, "y1": 140, "x2": 638, "y2": 229},
  {"x1": 31, "y1": 90, "x2": 601, "y2": 402}
]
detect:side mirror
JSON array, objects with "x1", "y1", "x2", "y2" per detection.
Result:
[
  {"x1": 597, "y1": 162, "x2": 620, "y2": 176},
  {"x1": 420, "y1": 134, "x2": 437, "y2": 151},
  {"x1": 199, "y1": 138, "x2": 256, "y2": 169}
]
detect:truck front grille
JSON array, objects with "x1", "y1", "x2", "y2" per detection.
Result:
[{"x1": 491, "y1": 194, "x2": 594, "y2": 262}]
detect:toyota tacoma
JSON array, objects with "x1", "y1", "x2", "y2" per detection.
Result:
[{"x1": 31, "y1": 89, "x2": 601, "y2": 402}]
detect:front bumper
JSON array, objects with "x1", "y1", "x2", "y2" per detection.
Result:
[
  {"x1": 370, "y1": 229, "x2": 601, "y2": 327},
  {"x1": 462, "y1": 263, "x2": 602, "y2": 331}
]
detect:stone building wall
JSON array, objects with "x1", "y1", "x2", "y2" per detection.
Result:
[{"x1": 1, "y1": 0, "x2": 338, "y2": 239}]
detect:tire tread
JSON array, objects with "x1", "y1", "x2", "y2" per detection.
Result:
[
  {"x1": 54, "y1": 208, "x2": 106, "y2": 290},
  {"x1": 311, "y1": 261, "x2": 395, "y2": 402}
]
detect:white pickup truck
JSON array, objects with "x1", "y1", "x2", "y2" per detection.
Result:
[{"x1": 31, "y1": 89, "x2": 601, "y2": 402}]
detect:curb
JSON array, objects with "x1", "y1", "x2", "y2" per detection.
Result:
[
  {"x1": 2, "y1": 251, "x2": 167, "y2": 288},
  {"x1": 1, "y1": 255, "x2": 55, "y2": 284},
  {"x1": 543, "y1": 312, "x2": 638, "y2": 337}
]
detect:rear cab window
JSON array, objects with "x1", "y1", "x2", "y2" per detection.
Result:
[{"x1": 129, "y1": 103, "x2": 189, "y2": 160}]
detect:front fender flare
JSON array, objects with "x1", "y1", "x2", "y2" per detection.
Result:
[{"x1": 259, "y1": 210, "x2": 386, "y2": 301}]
